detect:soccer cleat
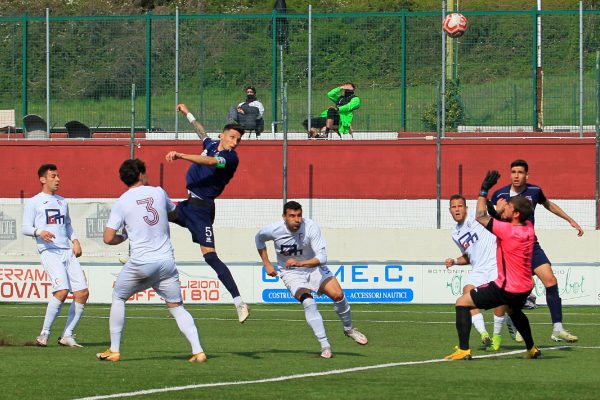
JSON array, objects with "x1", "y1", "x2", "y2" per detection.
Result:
[
  {"x1": 96, "y1": 349, "x2": 121, "y2": 362},
  {"x1": 444, "y1": 346, "x2": 472, "y2": 360},
  {"x1": 488, "y1": 334, "x2": 502, "y2": 351},
  {"x1": 506, "y1": 320, "x2": 524, "y2": 343},
  {"x1": 36, "y1": 333, "x2": 49, "y2": 347},
  {"x1": 526, "y1": 345, "x2": 542, "y2": 359},
  {"x1": 320, "y1": 347, "x2": 333, "y2": 359},
  {"x1": 236, "y1": 302, "x2": 250, "y2": 323},
  {"x1": 58, "y1": 335, "x2": 83, "y2": 348},
  {"x1": 551, "y1": 330, "x2": 578, "y2": 343},
  {"x1": 523, "y1": 294, "x2": 537, "y2": 309},
  {"x1": 188, "y1": 352, "x2": 207, "y2": 363},
  {"x1": 480, "y1": 332, "x2": 492, "y2": 347},
  {"x1": 344, "y1": 327, "x2": 368, "y2": 345}
]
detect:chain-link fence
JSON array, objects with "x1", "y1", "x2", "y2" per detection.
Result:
[{"x1": 1, "y1": 9, "x2": 600, "y2": 135}]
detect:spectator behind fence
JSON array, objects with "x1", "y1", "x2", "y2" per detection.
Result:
[
  {"x1": 227, "y1": 86, "x2": 265, "y2": 136},
  {"x1": 304, "y1": 83, "x2": 360, "y2": 139}
]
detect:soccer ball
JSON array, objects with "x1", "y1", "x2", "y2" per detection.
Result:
[{"x1": 443, "y1": 12, "x2": 468, "y2": 38}]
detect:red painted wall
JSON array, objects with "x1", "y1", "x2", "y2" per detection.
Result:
[{"x1": 1, "y1": 139, "x2": 596, "y2": 199}]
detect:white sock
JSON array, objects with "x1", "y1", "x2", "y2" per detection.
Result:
[
  {"x1": 62, "y1": 301, "x2": 85, "y2": 338},
  {"x1": 41, "y1": 296, "x2": 64, "y2": 334},
  {"x1": 303, "y1": 298, "x2": 330, "y2": 349},
  {"x1": 471, "y1": 312, "x2": 487, "y2": 335},
  {"x1": 232, "y1": 296, "x2": 243, "y2": 307},
  {"x1": 169, "y1": 305, "x2": 203, "y2": 355},
  {"x1": 333, "y1": 296, "x2": 352, "y2": 331},
  {"x1": 493, "y1": 315, "x2": 506, "y2": 335},
  {"x1": 553, "y1": 322, "x2": 565, "y2": 332},
  {"x1": 109, "y1": 298, "x2": 126, "y2": 353}
]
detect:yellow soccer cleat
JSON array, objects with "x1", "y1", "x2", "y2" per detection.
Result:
[
  {"x1": 480, "y1": 332, "x2": 492, "y2": 347},
  {"x1": 96, "y1": 349, "x2": 121, "y2": 362},
  {"x1": 188, "y1": 352, "x2": 207, "y2": 363},
  {"x1": 444, "y1": 346, "x2": 472, "y2": 360},
  {"x1": 526, "y1": 345, "x2": 542, "y2": 359}
]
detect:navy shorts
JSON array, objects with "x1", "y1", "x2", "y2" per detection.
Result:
[
  {"x1": 171, "y1": 198, "x2": 216, "y2": 248},
  {"x1": 470, "y1": 281, "x2": 530, "y2": 311},
  {"x1": 531, "y1": 240, "x2": 551, "y2": 270}
]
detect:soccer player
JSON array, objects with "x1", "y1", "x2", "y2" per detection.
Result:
[
  {"x1": 22, "y1": 164, "x2": 88, "y2": 348},
  {"x1": 255, "y1": 201, "x2": 368, "y2": 359},
  {"x1": 490, "y1": 159, "x2": 581, "y2": 343},
  {"x1": 445, "y1": 171, "x2": 540, "y2": 360},
  {"x1": 445, "y1": 194, "x2": 506, "y2": 351},
  {"x1": 166, "y1": 103, "x2": 249, "y2": 323},
  {"x1": 98, "y1": 159, "x2": 206, "y2": 363}
]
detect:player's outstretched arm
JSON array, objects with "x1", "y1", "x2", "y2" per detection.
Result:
[
  {"x1": 476, "y1": 170, "x2": 500, "y2": 227},
  {"x1": 177, "y1": 103, "x2": 207, "y2": 141},
  {"x1": 103, "y1": 227, "x2": 128, "y2": 245},
  {"x1": 543, "y1": 200, "x2": 584, "y2": 236}
]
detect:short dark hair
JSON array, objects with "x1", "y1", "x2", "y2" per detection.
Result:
[
  {"x1": 38, "y1": 164, "x2": 57, "y2": 177},
  {"x1": 119, "y1": 159, "x2": 146, "y2": 187},
  {"x1": 449, "y1": 194, "x2": 466, "y2": 205},
  {"x1": 510, "y1": 159, "x2": 529, "y2": 173},
  {"x1": 223, "y1": 123, "x2": 245, "y2": 136},
  {"x1": 245, "y1": 86, "x2": 256, "y2": 94},
  {"x1": 510, "y1": 196, "x2": 533, "y2": 223},
  {"x1": 283, "y1": 200, "x2": 302, "y2": 215}
]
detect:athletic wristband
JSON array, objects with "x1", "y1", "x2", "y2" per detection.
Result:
[
  {"x1": 479, "y1": 190, "x2": 488, "y2": 197},
  {"x1": 215, "y1": 156, "x2": 226, "y2": 169},
  {"x1": 454, "y1": 258, "x2": 460, "y2": 265},
  {"x1": 186, "y1": 113, "x2": 196, "y2": 123}
]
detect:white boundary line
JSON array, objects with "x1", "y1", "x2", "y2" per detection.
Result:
[{"x1": 71, "y1": 346, "x2": 598, "y2": 400}]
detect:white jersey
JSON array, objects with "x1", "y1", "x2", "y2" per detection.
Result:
[
  {"x1": 106, "y1": 185, "x2": 175, "y2": 263},
  {"x1": 22, "y1": 192, "x2": 77, "y2": 253},
  {"x1": 255, "y1": 218, "x2": 327, "y2": 269},
  {"x1": 452, "y1": 211, "x2": 497, "y2": 284}
]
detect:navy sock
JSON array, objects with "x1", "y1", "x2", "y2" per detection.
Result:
[
  {"x1": 545, "y1": 284, "x2": 562, "y2": 323},
  {"x1": 509, "y1": 309, "x2": 535, "y2": 350},
  {"x1": 203, "y1": 252, "x2": 240, "y2": 298},
  {"x1": 456, "y1": 306, "x2": 471, "y2": 350}
]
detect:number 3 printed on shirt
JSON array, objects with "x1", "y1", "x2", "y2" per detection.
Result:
[{"x1": 136, "y1": 197, "x2": 159, "y2": 226}]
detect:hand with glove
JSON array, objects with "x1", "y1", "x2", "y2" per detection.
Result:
[{"x1": 480, "y1": 170, "x2": 500, "y2": 197}]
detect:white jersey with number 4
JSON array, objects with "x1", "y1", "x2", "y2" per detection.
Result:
[
  {"x1": 452, "y1": 211, "x2": 497, "y2": 287},
  {"x1": 106, "y1": 185, "x2": 175, "y2": 264},
  {"x1": 255, "y1": 218, "x2": 327, "y2": 269}
]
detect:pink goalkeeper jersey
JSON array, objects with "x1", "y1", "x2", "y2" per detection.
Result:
[{"x1": 491, "y1": 219, "x2": 535, "y2": 294}]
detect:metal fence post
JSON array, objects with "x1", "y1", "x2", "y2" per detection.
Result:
[
  {"x1": 145, "y1": 11, "x2": 152, "y2": 131},
  {"x1": 21, "y1": 13, "x2": 28, "y2": 119}
]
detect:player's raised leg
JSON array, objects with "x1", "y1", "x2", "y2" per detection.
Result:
[{"x1": 320, "y1": 277, "x2": 368, "y2": 345}]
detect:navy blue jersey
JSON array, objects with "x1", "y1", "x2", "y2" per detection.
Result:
[
  {"x1": 185, "y1": 137, "x2": 239, "y2": 202},
  {"x1": 490, "y1": 183, "x2": 547, "y2": 225}
]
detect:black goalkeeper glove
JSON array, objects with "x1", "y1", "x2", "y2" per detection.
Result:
[{"x1": 480, "y1": 170, "x2": 500, "y2": 194}]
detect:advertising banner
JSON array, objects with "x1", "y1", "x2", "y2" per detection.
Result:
[{"x1": 1, "y1": 262, "x2": 598, "y2": 305}]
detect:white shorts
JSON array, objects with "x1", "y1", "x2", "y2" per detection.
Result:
[
  {"x1": 113, "y1": 258, "x2": 182, "y2": 303},
  {"x1": 279, "y1": 265, "x2": 334, "y2": 297},
  {"x1": 465, "y1": 264, "x2": 497, "y2": 288},
  {"x1": 40, "y1": 249, "x2": 88, "y2": 293}
]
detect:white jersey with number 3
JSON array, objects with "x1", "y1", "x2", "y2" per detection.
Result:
[{"x1": 106, "y1": 186, "x2": 175, "y2": 263}]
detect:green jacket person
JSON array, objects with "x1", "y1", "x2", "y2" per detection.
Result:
[{"x1": 320, "y1": 83, "x2": 360, "y2": 136}]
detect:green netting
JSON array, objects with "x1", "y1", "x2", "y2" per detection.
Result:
[{"x1": 1, "y1": 10, "x2": 600, "y2": 133}]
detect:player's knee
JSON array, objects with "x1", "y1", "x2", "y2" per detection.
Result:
[
  {"x1": 543, "y1": 275, "x2": 558, "y2": 287},
  {"x1": 74, "y1": 288, "x2": 89, "y2": 302},
  {"x1": 298, "y1": 292, "x2": 313, "y2": 303},
  {"x1": 53, "y1": 289, "x2": 69, "y2": 302},
  {"x1": 329, "y1": 290, "x2": 344, "y2": 302}
]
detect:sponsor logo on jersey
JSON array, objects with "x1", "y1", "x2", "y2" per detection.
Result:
[
  {"x1": 45, "y1": 209, "x2": 65, "y2": 225},
  {"x1": 280, "y1": 244, "x2": 302, "y2": 256},
  {"x1": 458, "y1": 231, "x2": 478, "y2": 250}
]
